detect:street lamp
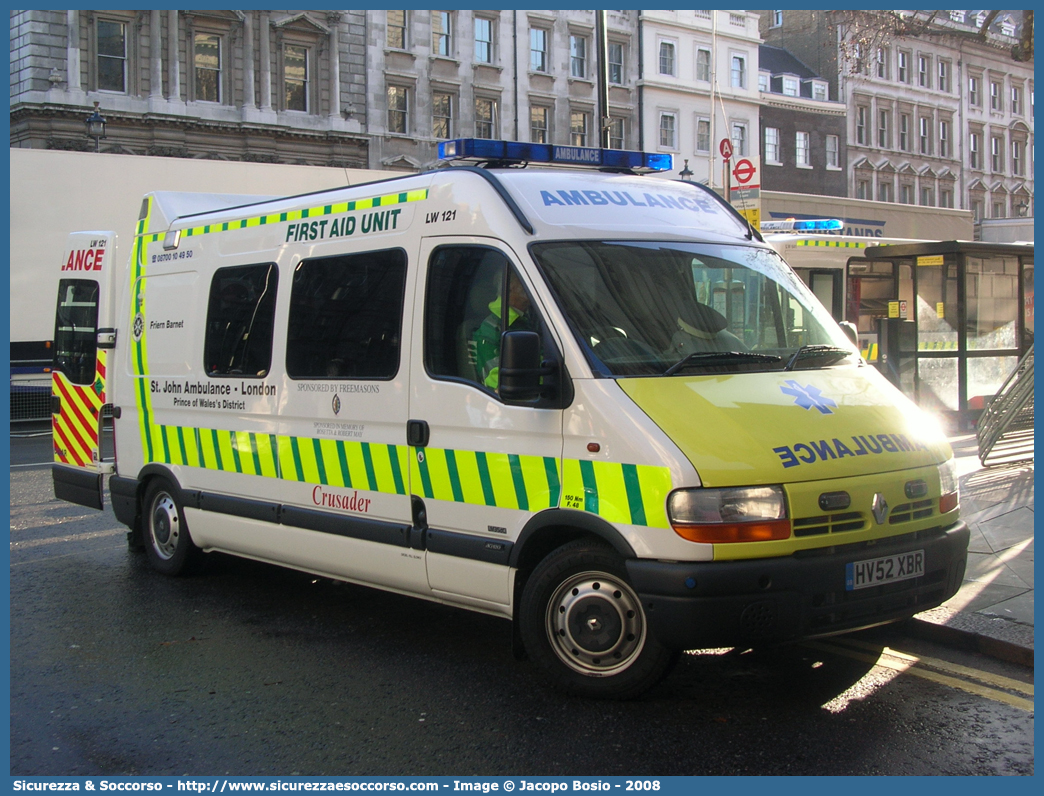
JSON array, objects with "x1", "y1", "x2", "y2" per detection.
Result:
[
  {"x1": 1016, "y1": 200, "x2": 1029, "y2": 217},
  {"x1": 679, "y1": 158, "x2": 693, "y2": 182},
  {"x1": 85, "y1": 101, "x2": 106, "y2": 152}
]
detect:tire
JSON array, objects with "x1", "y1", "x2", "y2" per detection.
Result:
[
  {"x1": 142, "y1": 478, "x2": 204, "y2": 576},
  {"x1": 519, "y1": 539, "x2": 678, "y2": 699}
]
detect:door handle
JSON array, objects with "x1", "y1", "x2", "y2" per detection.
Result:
[{"x1": 406, "y1": 419, "x2": 430, "y2": 448}]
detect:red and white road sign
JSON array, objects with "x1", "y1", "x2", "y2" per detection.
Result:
[
  {"x1": 719, "y1": 138, "x2": 734, "y2": 161},
  {"x1": 732, "y1": 157, "x2": 757, "y2": 186}
]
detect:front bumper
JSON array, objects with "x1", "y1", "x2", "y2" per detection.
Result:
[{"x1": 626, "y1": 522, "x2": 969, "y2": 650}]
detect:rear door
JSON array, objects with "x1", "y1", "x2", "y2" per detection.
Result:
[{"x1": 52, "y1": 231, "x2": 118, "y2": 509}]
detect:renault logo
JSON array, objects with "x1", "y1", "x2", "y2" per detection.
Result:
[{"x1": 871, "y1": 493, "x2": 889, "y2": 525}]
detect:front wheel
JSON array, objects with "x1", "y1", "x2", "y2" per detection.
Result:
[
  {"x1": 142, "y1": 477, "x2": 205, "y2": 576},
  {"x1": 519, "y1": 540, "x2": 678, "y2": 698}
]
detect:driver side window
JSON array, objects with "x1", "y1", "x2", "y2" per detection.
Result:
[{"x1": 424, "y1": 246, "x2": 541, "y2": 391}]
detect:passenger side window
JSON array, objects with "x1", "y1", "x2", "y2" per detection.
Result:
[
  {"x1": 425, "y1": 246, "x2": 541, "y2": 391},
  {"x1": 204, "y1": 263, "x2": 278, "y2": 377},
  {"x1": 286, "y1": 249, "x2": 407, "y2": 379}
]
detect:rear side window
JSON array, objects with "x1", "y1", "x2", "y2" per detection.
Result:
[
  {"x1": 204, "y1": 263, "x2": 278, "y2": 377},
  {"x1": 286, "y1": 249, "x2": 407, "y2": 379},
  {"x1": 53, "y1": 279, "x2": 99, "y2": 385}
]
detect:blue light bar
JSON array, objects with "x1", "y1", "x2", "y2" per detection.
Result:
[
  {"x1": 760, "y1": 218, "x2": 844, "y2": 232},
  {"x1": 437, "y1": 138, "x2": 673, "y2": 172}
]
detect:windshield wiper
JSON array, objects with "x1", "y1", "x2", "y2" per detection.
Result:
[
  {"x1": 784, "y1": 345, "x2": 855, "y2": 371},
  {"x1": 664, "y1": 351, "x2": 783, "y2": 376}
]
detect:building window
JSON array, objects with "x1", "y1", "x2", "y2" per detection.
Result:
[
  {"x1": 758, "y1": 72, "x2": 769, "y2": 92},
  {"x1": 608, "y1": 42, "x2": 624, "y2": 84},
  {"x1": 897, "y1": 51, "x2": 909, "y2": 83},
  {"x1": 659, "y1": 113, "x2": 676, "y2": 149},
  {"x1": 876, "y1": 47, "x2": 888, "y2": 79},
  {"x1": 812, "y1": 81, "x2": 828, "y2": 101},
  {"x1": 730, "y1": 55, "x2": 746, "y2": 88},
  {"x1": 731, "y1": 122, "x2": 748, "y2": 156},
  {"x1": 990, "y1": 80, "x2": 1002, "y2": 111},
  {"x1": 570, "y1": 111, "x2": 589, "y2": 147},
  {"x1": 529, "y1": 28, "x2": 547, "y2": 72},
  {"x1": 387, "y1": 85, "x2": 409, "y2": 134},
  {"x1": 919, "y1": 116, "x2": 931, "y2": 155},
  {"x1": 696, "y1": 48, "x2": 711, "y2": 82},
  {"x1": 899, "y1": 114, "x2": 909, "y2": 151},
  {"x1": 969, "y1": 76, "x2": 981, "y2": 106},
  {"x1": 795, "y1": 131, "x2": 810, "y2": 166},
  {"x1": 387, "y1": 11, "x2": 407, "y2": 50},
  {"x1": 764, "y1": 127, "x2": 780, "y2": 163},
  {"x1": 878, "y1": 109, "x2": 890, "y2": 148},
  {"x1": 659, "y1": 41, "x2": 676, "y2": 76},
  {"x1": 432, "y1": 91, "x2": 453, "y2": 139},
  {"x1": 782, "y1": 76, "x2": 798, "y2": 97},
  {"x1": 917, "y1": 54, "x2": 930, "y2": 88},
  {"x1": 1011, "y1": 86, "x2": 1022, "y2": 115},
  {"x1": 826, "y1": 135, "x2": 839, "y2": 168},
  {"x1": 194, "y1": 33, "x2": 221, "y2": 103},
  {"x1": 938, "y1": 120, "x2": 949, "y2": 158},
  {"x1": 433, "y1": 11, "x2": 451, "y2": 57},
  {"x1": 97, "y1": 19, "x2": 127, "y2": 93},
  {"x1": 857, "y1": 180, "x2": 870, "y2": 200},
  {"x1": 938, "y1": 60, "x2": 950, "y2": 93},
  {"x1": 900, "y1": 184, "x2": 913, "y2": 204},
  {"x1": 475, "y1": 97, "x2": 497, "y2": 138},
  {"x1": 969, "y1": 133, "x2": 981, "y2": 169},
  {"x1": 992, "y1": 201, "x2": 1005, "y2": 219},
  {"x1": 530, "y1": 105, "x2": 549, "y2": 143},
  {"x1": 1012, "y1": 141, "x2": 1023, "y2": 176},
  {"x1": 570, "y1": 34, "x2": 587, "y2": 78},
  {"x1": 940, "y1": 189, "x2": 953, "y2": 208},
  {"x1": 608, "y1": 117, "x2": 625, "y2": 149},
  {"x1": 920, "y1": 187, "x2": 934, "y2": 207},
  {"x1": 474, "y1": 17, "x2": 494, "y2": 64},
  {"x1": 991, "y1": 136, "x2": 1004, "y2": 172},
  {"x1": 856, "y1": 106, "x2": 867, "y2": 145},
  {"x1": 772, "y1": 10, "x2": 783, "y2": 27},
  {"x1": 878, "y1": 181, "x2": 893, "y2": 202},
  {"x1": 696, "y1": 118, "x2": 710, "y2": 152},
  {"x1": 284, "y1": 45, "x2": 309, "y2": 112}
]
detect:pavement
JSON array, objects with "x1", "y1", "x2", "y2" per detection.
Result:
[{"x1": 908, "y1": 432, "x2": 1034, "y2": 666}]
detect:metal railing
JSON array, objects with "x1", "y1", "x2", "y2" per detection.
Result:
[{"x1": 977, "y1": 344, "x2": 1034, "y2": 466}]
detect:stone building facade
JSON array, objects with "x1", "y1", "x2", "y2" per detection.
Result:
[
  {"x1": 758, "y1": 10, "x2": 1034, "y2": 219},
  {"x1": 10, "y1": 10, "x2": 369, "y2": 166},
  {"x1": 365, "y1": 10, "x2": 641, "y2": 171}
]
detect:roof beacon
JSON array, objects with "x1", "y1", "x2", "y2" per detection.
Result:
[
  {"x1": 760, "y1": 218, "x2": 844, "y2": 232},
  {"x1": 438, "y1": 138, "x2": 673, "y2": 173}
]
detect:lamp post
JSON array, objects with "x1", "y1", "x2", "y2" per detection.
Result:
[
  {"x1": 679, "y1": 158, "x2": 693, "y2": 182},
  {"x1": 1016, "y1": 200, "x2": 1029, "y2": 217},
  {"x1": 85, "y1": 101, "x2": 106, "y2": 152}
]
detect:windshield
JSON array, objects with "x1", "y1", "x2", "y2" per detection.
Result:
[{"x1": 532, "y1": 240, "x2": 858, "y2": 377}]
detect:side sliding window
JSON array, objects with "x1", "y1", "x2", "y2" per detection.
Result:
[{"x1": 204, "y1": 263, "x2": 278, "y2": 377}]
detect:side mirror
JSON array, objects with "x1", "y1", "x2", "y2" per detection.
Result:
[
  {"x1": 498, "y1": 330, "x2": 544, "y2": 402},
  {"x1": 839, "y1": 320, "x2": 859, "y2": 347}
]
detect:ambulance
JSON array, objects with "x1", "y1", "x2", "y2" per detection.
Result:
[{"x1": 51, "y1": 139, "x2": 968, "y2": 698}]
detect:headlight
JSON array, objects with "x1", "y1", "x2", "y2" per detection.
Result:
[
  {"x1": 667, "y1": 486, "x2": 791, "y2": 543},
  {"x1": 938, "y1": 458, "x2": 959, "y2": 514}
]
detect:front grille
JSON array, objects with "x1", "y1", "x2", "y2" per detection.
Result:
[
  {"x1": 793, "y1": 511, "x2": 866, "y2": 537},
  {"x1": 889, "y1": 499, "x2": 934, "y2": 524}
]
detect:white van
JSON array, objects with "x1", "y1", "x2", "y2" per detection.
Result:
[{"x1": 52, "y1": 140, "x2": 968, "y2": 698}]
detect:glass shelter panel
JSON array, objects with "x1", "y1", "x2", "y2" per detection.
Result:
[{"x1": 965, "y1": 256, "x2": 1019, "y2": 350}]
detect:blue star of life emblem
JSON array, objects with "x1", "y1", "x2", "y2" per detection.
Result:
[{"x1": 780, "y1": 380, "x2": 837, "y2": 415}]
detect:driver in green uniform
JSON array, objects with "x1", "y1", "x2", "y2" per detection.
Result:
[{"x1": 472, "y1": 274, "x2": 534, "y2": 389}]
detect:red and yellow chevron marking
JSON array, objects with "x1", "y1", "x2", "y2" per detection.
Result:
[{"x1": 52, "y1": 349, "x2": 107, "y2": 467}]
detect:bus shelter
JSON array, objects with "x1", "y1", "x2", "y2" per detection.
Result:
[{"x1": 861, "y1": 240, "x2": 1033, "y2": 428}]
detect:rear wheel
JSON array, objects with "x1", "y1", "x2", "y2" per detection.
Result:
[
  {"x1": 142, "y1": 478, "x2": 204, "y2": 576},
  {"x1": 519, "y1": 539, "x2": 678, "y2": 698}
]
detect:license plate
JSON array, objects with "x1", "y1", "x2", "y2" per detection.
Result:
[{"x1": 845, "y1": 550, "x2": 924, "y2": 591}]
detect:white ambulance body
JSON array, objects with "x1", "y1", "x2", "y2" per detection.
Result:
[{"x1": 52, "y1": 140, "x2": 968, "y2": 698}]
